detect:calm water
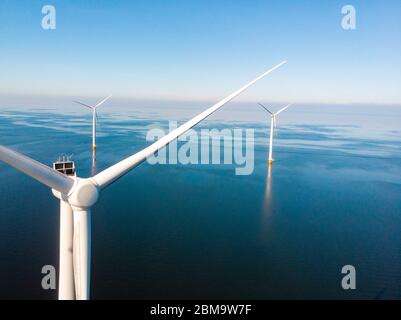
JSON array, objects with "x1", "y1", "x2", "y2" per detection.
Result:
[{"x1": 1, "y1": 102, "x2": 401, "y2": 299}]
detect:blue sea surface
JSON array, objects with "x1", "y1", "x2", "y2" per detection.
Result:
[{"x1": 1, "y1": 102, "x2": 401, "y2": 299}]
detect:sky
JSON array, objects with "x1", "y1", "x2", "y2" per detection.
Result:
[{"x1": 0, "y1": 0, "x2": 400, "y2": 105}]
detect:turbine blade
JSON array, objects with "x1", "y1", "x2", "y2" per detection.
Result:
[
  {"x1": 257, "y1": 103, "x2": 273, "y2": 115},
  {"x1": 93, "y1": 95, "x2": 112, "y2": 109},
  {"x1": 275, "y1": 103, "x2": 293, "y2": 115},
  {"x1": 73, "y1": 208, "x2": 91, "y2": 300},
  {"x1": 0, "y1": 145, "x2": 75, "y2": 194},
  {"x1": 92, "y1": 61, "x2": 287, "y2": 189},
  {"x1": 73, "y1": 101, "x2": 94, "y2": 109}
]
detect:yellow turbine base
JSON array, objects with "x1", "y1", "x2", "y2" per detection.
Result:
[
  {"x1": 268, "y1": 159, "x2": 273, "y2": 165},
  {"x1": 92, "y1": 145, "x2": 97, "y2": 150}
]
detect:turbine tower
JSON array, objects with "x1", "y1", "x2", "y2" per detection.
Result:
[
  {"x1": 257, "y1": 102, "x2": 292, "y2": 165},
  {"x1": 0, "y1": 61, "x2": 286, "y2": 300},
  {"x1": 73, "y1": 95, "x2": 112, "y2": 151}
]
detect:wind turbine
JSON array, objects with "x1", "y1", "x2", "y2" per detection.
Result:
[
  {"x1": 0, "y1": 61, "x2": 286, "y2": 300},
  {"x1": 73, "y1": 95, "x2": 112, "y2": 151},
  {"x1": 257, "y1": 102, "x2": 292, "y2": 165}
]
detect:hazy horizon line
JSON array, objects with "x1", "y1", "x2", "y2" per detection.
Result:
[{"x1": 1, "y1": 92, "x2": 401, "y2": 108}]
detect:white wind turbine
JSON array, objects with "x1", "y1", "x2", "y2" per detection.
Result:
[
  {"x1": 257, "y1": 102, "x2": 292, "y2": 164},
  {"x1": 73, "y1": 95, "x2": 112, "y2": 151},
  {"x1": 0, "y1": 61, "x2": 286, "y2": 300}
]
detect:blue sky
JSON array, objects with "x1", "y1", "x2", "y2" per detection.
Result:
[{"x1": 0, "y1": 0, "x2": 400, "y2": 104}]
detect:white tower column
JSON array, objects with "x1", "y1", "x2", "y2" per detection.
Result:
[
  {"x1": 58, "y1": 199, "x2": 75, "y2": 300},
  {"x1": 268, "y1": 116, "x2": 274, "y2": 164},
  {"x1": 73, "y1": 208, "x2": 92, "y2": 300},
  {"x1": 92, "y1": 110, "x2": 96, "y2": 150}
]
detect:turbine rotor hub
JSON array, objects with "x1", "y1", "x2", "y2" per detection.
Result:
[{"x1": 68, "y1": 178, "x2": 99, "y2": 209}]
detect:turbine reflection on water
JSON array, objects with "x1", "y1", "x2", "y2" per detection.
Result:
[
  {"x1": 260, "y1": 164, "x2": 273, "y2": 242},
  {"x1": 91, "y1": 149, "x2": 97, "y2": 176}
]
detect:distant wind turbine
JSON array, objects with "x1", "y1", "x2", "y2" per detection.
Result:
[
  {"x1": 257, "y1": 102, "x2": 292, "y2": 164},
  {"x1": 73, "y1": 95, "x2": 112, "y2": 151},
  {"x1": 0, "y1": 61, "x2": 286, "y2": 300}
]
